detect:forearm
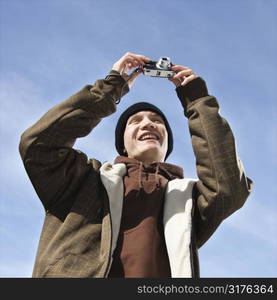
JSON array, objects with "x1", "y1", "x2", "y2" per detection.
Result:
[{"x1": 19, "y1": 71, "x2": 129, "y2": 160}]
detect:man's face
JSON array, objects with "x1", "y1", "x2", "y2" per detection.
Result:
[{"x1": 123, "y1": 111, "x2": 168, "y2": 163}]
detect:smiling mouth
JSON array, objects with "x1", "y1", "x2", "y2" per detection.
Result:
[{"x1": 138, "y1": 133, "x2": 160, "y2": 142}]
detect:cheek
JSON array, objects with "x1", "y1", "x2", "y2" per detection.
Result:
[
  {"x1": 123, "y1": 127, "x2": 136, "y2": 151},
  {"x1": 123, "y1": 131, "x2": 129, "y2": 150},
  {"x1": 161, "y1": 128, "x2": 168, "y2": 147}
]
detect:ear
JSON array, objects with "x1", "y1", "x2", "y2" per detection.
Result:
[{"x1": 123, "y1": 148, "x2": 128, "y2": 157}]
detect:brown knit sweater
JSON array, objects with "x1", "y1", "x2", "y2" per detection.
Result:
[{"x1": 108, "y1": 156, "x2": 184, "y2": 278}]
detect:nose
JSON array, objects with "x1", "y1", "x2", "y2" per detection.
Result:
[{"x1": 140, "y1": 118, "x2": 156, "y2": 129}]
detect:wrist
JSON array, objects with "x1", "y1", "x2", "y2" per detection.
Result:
[
  {"x1": 176, "y1": 77, "x2": 209, "y2": 102},
  {"x1": 104, "y1": 70, "x2": 130, "y2": 103}
]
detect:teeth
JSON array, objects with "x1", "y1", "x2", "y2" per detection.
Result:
[{"x1": 140, "y1": 134, "x2": 158, "y2": 141}]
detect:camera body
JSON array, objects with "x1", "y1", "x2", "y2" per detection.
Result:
[{"x1": 142, "y1": 57, "x2": 175, "y2": 78}]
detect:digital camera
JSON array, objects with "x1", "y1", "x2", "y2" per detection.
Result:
[{"x1": 142, "y1": 57, "x2": 175, "y2": 78}]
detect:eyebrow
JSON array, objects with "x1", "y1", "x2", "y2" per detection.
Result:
[
  {"x1": 127, "y1": 115, "x2": 141, "y2": 124},
  {"x1": 127, "y1": 112, "x2": 164, "y2": 124}
]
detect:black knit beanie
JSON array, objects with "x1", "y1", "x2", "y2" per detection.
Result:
[{"x1": 115, "y1": 102, "x2": 173, "y2": 161}]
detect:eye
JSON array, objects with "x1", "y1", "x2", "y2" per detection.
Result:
[
  {"x1": 153, "y1": 118, "x2": 163, "y2": 124},
  {"x1": 128, "y1": 118, "x2": 139, "y2": 125}
]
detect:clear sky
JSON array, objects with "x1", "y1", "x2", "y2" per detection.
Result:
[{"x1": 0, "y1": 0, "x2": 276, "y2": 277}]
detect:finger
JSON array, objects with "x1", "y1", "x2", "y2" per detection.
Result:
[
  {"x1": 171, "y1": 65, "x2": 189, "y2": 71},
  {"x1": 128, "y1": 53, "x2": 151, "y2": 64},
  {"x1": 129, "y1": 68, "x2": 143, "y2": 79},
  {"x1": 131, "y1": 57, "x2": 147, "y2": 66},
  {"x1": 125, "y1": 58, "x2": 144, "y2": 69},
  {"x1": 137, "y1": 55, "x2": 151, "y2": 63},
  {"x1": 124, "y1": 67, "x2": 142, "y2": 80},
  {"x1": 113, "y1": 53, "x2": 144, "y2": 73},
  {"x1": 174, "y1": 69, "x2": 193, "y2": 78},
  {"x1": 122, "y1": 64, "x2": 132, "y2": 75},
  {"x1": 134, "y1": 68, "x2": 143, "y2": 75},
  {"x1": 129, "y1": 53, "x2": 151, "y2": 61},
  {"x1": 132, "y1": 59, "x2": 144, "y2": 67},
  {"x1": 181, "y1": 74, "x2": 197, "y2": 86},
  {"x1": 128, "y1": 69, "x2": 143, "y2": 88}
]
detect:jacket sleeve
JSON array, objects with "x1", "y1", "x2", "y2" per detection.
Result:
[
  {"x1": 19, "y1": 70, "x2": 129, "y2": 211},
  {"x1": 176, "y1": 78, "x2": 253, "y2": 248}
]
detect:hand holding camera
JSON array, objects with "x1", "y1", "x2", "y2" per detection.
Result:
[
  {"x1": 169, "y1": 65, "x2": 197, "y2": 87},
  {"x1": 112, "y1": 52, "x2": 197, "y2": 88},
  {"x1": 140, "y1": 56, "x2": 197, "y2": 86},
  {"x1": 112, "y1": 52, "x2": 151, "y2": 88}
]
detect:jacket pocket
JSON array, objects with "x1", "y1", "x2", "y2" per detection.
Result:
[{"x1": 42, "y1": 253, "x2": 97, "y2": 278}]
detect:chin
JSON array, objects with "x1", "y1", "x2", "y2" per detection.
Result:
[
  {"x1": 141, "y1": 144, "x2": 159, "y2": 153},
  {"x1": 137, "y1": 147, "x2": 162, "y2": 162}
]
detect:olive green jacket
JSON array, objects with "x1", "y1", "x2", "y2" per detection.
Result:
[{"x1": 19, "y1": 71, "x2": 252, "y2": 277}]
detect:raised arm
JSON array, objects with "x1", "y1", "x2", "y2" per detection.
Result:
[
  {"x1": 171, "y1": 66, "x2": 252, "y2": 248},
  {"x1": 19, "y1": 73, "x2": 129, "y2": 211},
  {"x1": 19, "y1": 53, "x2": 150, "y2": 212}
]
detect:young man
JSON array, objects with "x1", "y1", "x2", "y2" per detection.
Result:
[{"x1": 19, "y1": 52, "x2": 252, "y2": 278}]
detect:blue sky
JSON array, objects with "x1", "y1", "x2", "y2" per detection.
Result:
[{"x1": 0, "y1": 0, "x2": 276, "y2": 277}]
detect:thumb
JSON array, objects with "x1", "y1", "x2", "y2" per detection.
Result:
[{"x1": 127, "y1": 68, "x2": 143, "y2": 88}]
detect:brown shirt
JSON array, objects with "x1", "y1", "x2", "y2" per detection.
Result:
[{"x1": 108, "y1": 156, "x2": 183, "y2": 278}]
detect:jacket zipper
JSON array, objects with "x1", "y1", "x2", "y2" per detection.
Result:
[{"x1": 189, "y1": 183, "x2": 199, "y2": 278}]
